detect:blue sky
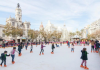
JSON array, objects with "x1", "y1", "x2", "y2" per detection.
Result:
[{"x1": 0, "y1": 0, "x2": 100, "y2": 32}]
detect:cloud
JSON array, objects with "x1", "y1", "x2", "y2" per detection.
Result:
[{"x1": 0, "y1": 0, "x2": 100, "y2": 32}]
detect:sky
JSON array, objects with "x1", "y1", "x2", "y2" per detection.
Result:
[{"x1": 0, "y1": 0, "x2": 100, "y2": 32}]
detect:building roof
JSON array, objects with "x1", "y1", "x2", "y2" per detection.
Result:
[{"x1": 72, "y1": 35, "x2": 80, "y2": 39}]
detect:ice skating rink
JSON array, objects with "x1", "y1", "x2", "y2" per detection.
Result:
[{"x1": 0, "y1": 44, "x2": 100, "y2": 70}]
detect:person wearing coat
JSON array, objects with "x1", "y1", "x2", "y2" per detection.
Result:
[
  {"x1": 80, "y1": 48, "x2": 89, "y2": 69},
  {"x1": 30, "y1": 44, "x2": 33, "y2": 53},
  {"x1": 10, "y1": 47, "x2": 18, "y2": 64},
  {"x1": 39, "y1": 43, "x2": 45, "y2": 55},
  {"x1": 0, "y1": 51, "x2": 10, "y2": 67},
  {"x1": 18, "y1": 44, "x2": 22, "y2": 56},
  {"x1": 96, "y1": 42, "x2": 100, "y2": 53},
  {"x1": 51, "y1": 43, "x2": 55, "y2": 54}
]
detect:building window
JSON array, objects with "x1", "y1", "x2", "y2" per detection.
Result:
[
  {"x1": 2, "y1": 34, "x2": 5, "y2": 37},
  {"x1": 27, "y1": 24, "x2": 29, "y2": 28},
  {"x1": 12, "y1": 22, "x2": 15, "y2": 26},
  {"x1": 19, "y1": 18, "x2": 20, "y2": 20},
  {"x1": 23, "y1": 31, "x2": 25, "y2": 35}
]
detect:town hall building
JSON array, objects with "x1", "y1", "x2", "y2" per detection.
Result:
[{"x1": 0, "y1": 3, "x2": 31, "y2": 43}]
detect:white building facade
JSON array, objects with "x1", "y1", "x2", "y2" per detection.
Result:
[
  {"x1": 82, "y1": 19, "x2": 100, "y2": 39},
  {"x1": 0, "y1": 3, "x2": 31, "y2": 43},
  {"x1": 38, "y1": 20, "x2": 70, "y2": 42}
]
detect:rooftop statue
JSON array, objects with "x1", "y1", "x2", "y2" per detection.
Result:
[{"x1": 17, "y1": 3, "x2": 20, "y2": 8}]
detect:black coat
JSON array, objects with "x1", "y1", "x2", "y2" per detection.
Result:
[
  {"x1": 96, "y1": 42, "x2": 100, "y2": 48},
  {"x1": 18, "y1": 45, "x2": 22, "y2": 51},
  {"x1": 81, "y1": 50, "x2": 88, "y2": 60},
  {"x1": 0, "y1": 53, "x2": 10, "y2": 60},
  {"x1": 52, "y1": 44, "x2": 55, "y2": 49}
]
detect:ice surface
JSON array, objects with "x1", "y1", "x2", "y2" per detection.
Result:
[{"x1": 0, "y1": 44, "x2": 100, "y2": 70}]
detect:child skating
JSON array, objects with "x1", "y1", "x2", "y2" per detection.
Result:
[
  {"x1": 0, "y1": 51, "x2": 10, "y2": 67},
  {"x1": 71, "y1": 42, "x2": 74, "y2": 52},
  {"x1": 80, "y1": 48, "x2": 89, "y2": 69},
  {"x1": 10, "y1": 47, "x2": 18, "y2": 64},
  {"x1": 39, "y1": 43, "x2": 45, "y2": 55},
  {"x1": 51, "y1": 43, "x2": 55, "y2": 54},
  {"x1": 30, "y1": 44, "x2": 33, "y2": 53}
]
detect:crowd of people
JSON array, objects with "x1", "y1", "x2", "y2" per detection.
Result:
[{"x1": 0, "y1": 40, "x2": 100, "y2": 70}]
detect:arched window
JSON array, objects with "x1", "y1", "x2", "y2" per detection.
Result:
[
  {"x1": 12, "y1": 22, "x2": 15, "y2": 26},
  {"x1": 19, "y1": 18, "x2": 20, "y2": 20}
]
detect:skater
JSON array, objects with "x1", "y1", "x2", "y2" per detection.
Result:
[
  {"x1": 71, "y1": 43, "x2": 74, "y2": 52},
  {"x1": 60, "y1": 42, "x2": 62, "y2": 46},
  {"x1": 94, "y1": 44, "x2": 96, "y2": 53},
  {"x1": 0, "y1": 51, "x2": 10, "y2": 67},
  {"x1": 39, "y1": 43, "x2": 45, "y2": 55},
  {"x1": 80, "y1": 48, "x2": 89, "y2": 69},
  {"x1": 30, "y1": 44, "x2": 33, "y2": 53},
  {"x1": 56, "y1": 43, "x2": 59, "y2": 47},
  {"x1": 36, "y1": 42, "x2": 37, "y2": 47},
  {"x1": 18, "y1": 44, "x2": 22, "y2": 56},
  {"x1": 96, "y1": 41, "x2": 100, "y2": 53},
  {"x1": 10, "y1": 47, "x2": 18, "y2": 64},
  {"x1": 91, "y1": 40, "x2": 95, "y2": 53},
  {"x1": 51, "y1": 43, "x2": 55, "y2": 54},
  {"x1": 25, "y1": 43, "x2": 28, "y2": 50},
  {"x1": 68, "y1": 41, "x2": 70, "y2": 48}
]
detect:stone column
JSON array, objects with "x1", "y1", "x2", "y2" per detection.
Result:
[{"x1": 20, "y1": 38, "x2": 22, "y2": 42}]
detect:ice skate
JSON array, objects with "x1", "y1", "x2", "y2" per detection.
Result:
[
  {"x1": 20, "y1": 53, "x2": 22, "y2": 56},
  {"x1": 4, "y1": 65, "x2": 7, "y2": 67},
  {"x1": 42, "y1": 53, "x2": 44, "y2": 55},
  {"x1": 52, "y1": 52, "x2": 54, "y2": 54},
  {"x1": 91, "y1": 51, "x2": 92, "y2": 53},
  {"x1": 18, "y1": 53, "x2": 22, "y2": 56},
  {"x1": 18, "y1": 54, "x2": 21, "y2": 56},
  {"x1": 80, "y1": 65, "x2": 84, "y2": 68},
  {"x1": 51, "y1": 52, "x2": 53, "y2": 54},
  {"x1": 96, "y1": 51, "x2": 98, "y2": 53},
  {"x1": 39, "y1": 54, "x2": 41, "y2": 55},
  {"x1": 73, "y1": 51, "x2": 74, "y2": 53},
  {"x1": 30, "y1": 51, "x2": 33, "y2": 53},
  {"x1": 12, "y1": 61, "x2": 15, "y2": 64},
  {"x1": 84, "y1": 66, "x2": 89, "y2": 69}
]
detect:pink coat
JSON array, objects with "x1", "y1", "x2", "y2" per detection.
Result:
[{"x1": 41, "y1": 44, "x2": 45, "y2": 49}]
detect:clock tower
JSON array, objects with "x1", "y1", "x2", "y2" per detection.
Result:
[{"x1": 15, "y1": 3, "x2": 22, "y2": 22}]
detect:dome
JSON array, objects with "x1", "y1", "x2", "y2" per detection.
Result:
[
  {"x1": 39, "y1": 22, "x2": 44, "y2": 30},
  {"x1": 40, "y1": 22, "x2": 43, "y2": 28}
]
